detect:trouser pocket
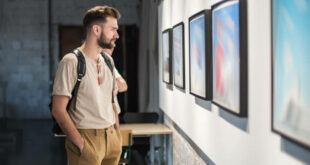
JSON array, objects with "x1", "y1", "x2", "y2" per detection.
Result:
[
  {"x1": 107, "y1": 127, "x2": 122, "y2": 158},
  {"x1": 65, "y1": 138, "x2": 81, "y2": 156}
]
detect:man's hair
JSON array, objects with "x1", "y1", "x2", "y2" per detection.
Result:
[{"x1": 83, "y1": 6, "x2": 121, "y2": 34}]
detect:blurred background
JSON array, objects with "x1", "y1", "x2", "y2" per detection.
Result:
[{"x1": 0, "y1": 0, "x2": 160, "y2": 164}]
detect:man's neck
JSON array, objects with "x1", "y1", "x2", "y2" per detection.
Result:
[
  {"x1": 102, "y1": 49, "x2": 112, "y2": 56},
  {"x1": 79, "y1": 39, "x2": 102, "y2": 62},
  {"x1": 102, "y1": 51, "x2": 111, "y2": 56}
]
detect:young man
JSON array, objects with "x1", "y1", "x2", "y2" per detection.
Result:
[{"x1": 52, "y1": 6, "x2": 122, "y2": 165}]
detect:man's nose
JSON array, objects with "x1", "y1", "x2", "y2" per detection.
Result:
[{"x1": 114, "y1": 32, "x2": 119, "y2": 39}]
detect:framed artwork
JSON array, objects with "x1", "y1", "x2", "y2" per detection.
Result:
[
  {"x1": 272, "y1": 0, "x2": 310, "y2": 149},
  {"x1": 172, "y1": 22, "x2": 185, "y2": 89},
  {"x1": 211, "y1": 0, "x2": 248, "y2": 117},
  {"x1": 189, "y1": 10, "x2": 212, "y2": 100},
  {"x1": 162, "y1": 29, "x2": 172, "y2": 84}
]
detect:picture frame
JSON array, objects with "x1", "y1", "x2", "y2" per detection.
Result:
[
  {"x1": 188, "y1": 10, "x2": 212, "y2": 100},
  {"x1": 162, "y1": 28, "x2": 172, "y2": 84},
  {"x1": 211, "y1": 0, "x2": 248, "y2": 117},
  {"x1": 271, "y1": 0, "x2": 310, "y2": 149},
  {"x1": 172, "y1": 22, "x2": 185, "y2": 89}
]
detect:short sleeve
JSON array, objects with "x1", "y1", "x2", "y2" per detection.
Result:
[
  {"x1": 114, "y1": 68, "x2": 121, "y2": 78},
  {"x1": 52, "y1": 54, "x2": 78, "y2": 98},
  {"x1": 114, "y1": 97, "x2": 121, "y2": 114}
]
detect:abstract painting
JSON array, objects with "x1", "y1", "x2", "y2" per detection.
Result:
[
  {"x1": 189, "y1": 10, "x2": 212, "y2": 100},
  {"x1": 162, "y1": 29, "x2": 172, "y2": 84},
  {"x1": 212, "y1": 0, "x2": 247, "y2": 116},
  {"x1": 173, "y1": 22, "x2": 185, "y2": 89},
  {"x1": 272, "y1": 0, "x2": 310, "y2": 148}
]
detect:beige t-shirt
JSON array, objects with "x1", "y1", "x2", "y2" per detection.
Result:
[
  {"x1": 52, "y1": 50, "x2": 117, "y2": 129},
  {"x1": 114, "y1": 67, "x2": 121, "y2": 78}
]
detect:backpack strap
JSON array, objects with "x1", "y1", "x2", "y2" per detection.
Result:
[
  {"x1": 68, "y1": 49, "x2": 86, "y2": 111},
  {"x1": 100, "y1": 52, "x2": 114, "y2": 74},
  {"x1": 51, "y1": 49, "x2": 86, "y2": 136},
  {"x1": 100, "y1": 52, "x2": 115, "y2": 103}
]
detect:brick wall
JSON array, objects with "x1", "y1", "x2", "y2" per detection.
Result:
[
  {"x1": 0, "y1": 0, "x2": 140, "y2": 119},
  {"x1": 0, "y1": 0, "x2": 49, "y2": 118}
]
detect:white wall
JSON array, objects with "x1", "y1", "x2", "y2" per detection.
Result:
[{"x1": 158, "y1": 0, "x2": 310, "y2": 164}]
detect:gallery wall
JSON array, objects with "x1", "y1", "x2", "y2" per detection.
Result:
[{"x1": 158, "y1": 0, "x2": 310, "y2": 164}]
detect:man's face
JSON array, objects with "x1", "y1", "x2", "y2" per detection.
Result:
[{"x1": 97, "y1": 16, "x2": 119, "y2": 49}]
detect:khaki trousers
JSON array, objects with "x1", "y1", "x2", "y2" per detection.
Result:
[{"x1": 65, "y1": 125, "x2": 122, "y2": 165}]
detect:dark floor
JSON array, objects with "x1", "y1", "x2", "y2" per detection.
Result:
[{"x1": 0, "y1": 119, "x2": 67, "y2": 165}]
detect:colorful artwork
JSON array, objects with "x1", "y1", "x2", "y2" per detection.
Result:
[
  {"x1": 212, "y1": 1, "x2": 240, "y2": 113},
  {"x1": 162, "y1": 29, "x2": 172, "y2": 84},
  {"x1": 173, "y1": 23, "x2": 185, "y2": 89},
  {"x1": 273, "y1": 0, "x2": 310, "y2": 148},
  {"x1": 189, "y1": 14, "x2": 206, "y2": 98}
]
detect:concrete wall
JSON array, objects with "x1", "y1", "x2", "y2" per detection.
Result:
[
  {"x1": 0, "y1": 0, "x2": 49, "y2": 118},
  {"x1": 0, "y1": 0, "x2": 140, "y2": 119},
  {"x1": 164, "y1": 116, "x2": 206, "y2": 165},
  {"x1": 158, "y1": 0, "x2": 310, "y2": 164}
]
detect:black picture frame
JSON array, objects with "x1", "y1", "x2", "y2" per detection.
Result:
[
  {"x1": 162, "y1": 28, "x2": 173, "y2": 84},
  {"x1": 188, "y1": 10, "x2": 212, "y2": 100},
  {"x1": 172, "y1": 22, "x2": 185, "y2": 89},
  {"x1": 211, "y1": 0, "x2": 248, "y2": 117},
  {"x1": 271, "y1": 0, "x2": 310, "y2": 150}
]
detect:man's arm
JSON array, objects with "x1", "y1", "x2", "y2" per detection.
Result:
[
  {"x1": 116, "y1": 77, "x2": 128, "y2": 92},
  {"x1": 52, "y1": 95, "x2": 84, "y2": 152},
  {"x1": 112, "y1": 102, "x2": 120, "y2": 131}
]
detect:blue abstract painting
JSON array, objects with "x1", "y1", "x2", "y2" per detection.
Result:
[
  {"x1": 212, "y1": 1, "x2": 240, "y2": 113},
  {"x1": 189, "y1": 14, "x2": 206, "y2": 97},
  {"x1": 273, "y1": 0, "x2": 310, "y2": 147}
]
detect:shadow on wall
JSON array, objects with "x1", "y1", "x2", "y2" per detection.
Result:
[
  {"x1": 194, "y1": 97, "x2": 248, "y2": 132},
  {"x1": 281, "y1": 138, "x2": 310, "y2": 164},
  {"x1": 195, "y1": 97, "x2": 212, "y2": 112},
  {"x1": 175, "y1": 85, "x2": 185, "y2": 94},
  {"x1": 218, "y1": 109, "x2": 249, "y2": 132},
  {"x1": 166, "y1": 83, "x2": 173, "y2": 91}
]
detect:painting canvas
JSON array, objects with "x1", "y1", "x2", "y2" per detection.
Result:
[
  {"x1": 189, "y1": 13, "x2": 206, "y2": 97},
  {"x1": 272, "y1": 0, "x2": 310, "y2": 148},
  {"x1": 162, "y1": 29, "x2": 172, "y2": 84},
  {"x1": 173, "y1": 23, "x2": 185, "y2": 89},
  {"x1": 212, "y1": 1, "x2": 240, "y2": 113},
  {"x1": 189, "y1": 10, "x2": 212, "y2": 99},
  {"x1": 212, "y1": 0, "x2": 247, "y2": 116}
]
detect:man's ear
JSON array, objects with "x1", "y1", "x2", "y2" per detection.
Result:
[{"x1": 92, "y1": 25, "x2": 101, "y2": 36}]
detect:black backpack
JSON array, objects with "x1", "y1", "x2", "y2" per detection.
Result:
[{"x1": 50, "y1": 49, "x2": 114, "y2": 136}]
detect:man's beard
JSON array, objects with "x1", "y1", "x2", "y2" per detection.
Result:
[{"x1": 97, "y1": 32, "x2": 115, "y2": 49}]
